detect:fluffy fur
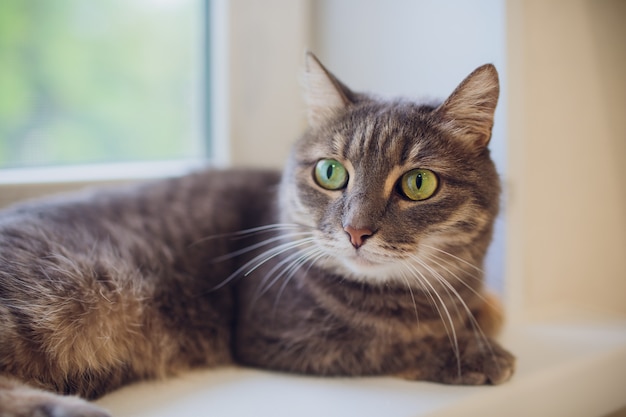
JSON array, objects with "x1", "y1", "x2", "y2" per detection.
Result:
[{"x1": 0, "y1": 53, "x2": 514, "y2": 417}]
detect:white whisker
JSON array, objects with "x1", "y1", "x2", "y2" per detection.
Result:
[
  {"x1": 211, "y1": 231, "x2": 314, "y2": 263},
  {"x1": 191, "y1": 223, "x2": 308, "y2": 246},
  {"x1": 272, "y1": 249, "x2": 326, "y2": 312},
  {"x1": 427, "y1": 252, "x2": 483, "y2": 283},
  {"x1": 409, "y1": 254, "x2": 499, "y2": 373},
  {"x1": 420, "y1": 252, "x2": 495, "y2": 309},
  {"x1": 231, "y1": 223, "x2": 310, "y2": 235},
  {"x1": 254, "y1": 245, "x2": 318, "y2": 301},
  {"x1": 210, "y1": 237, "x2": 315, "y2": 290},
  {"x1": 420, "y1": 244, "x2": 484, "y2": 274},
  {"x1": 243, "y1": 238, "x2": 315, "y2": 277},
  {"x1": 402, "y1": 260, "x2": 461, "y2": 375},
  {"x1": 397, "y1": 269, "x2": 420, "y2": 324}
]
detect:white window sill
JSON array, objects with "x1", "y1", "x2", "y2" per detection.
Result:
[
  {"x1": 0, "y1": 160, "x2": 208, "y2": 185},
  {"x1": 0, "y1": 160, "x2": 210, "y2": 210},
  {"x1": 96, "y1": 318, "x2": 626, "y2": 417}
]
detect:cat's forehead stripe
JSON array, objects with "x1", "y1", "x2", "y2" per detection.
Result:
[
  {"x1": 331, "y1": 131, "x2": 347, "y2": 156},
  {"x1": 342, "y1": 113, "x2": 415, "y2": 166},
  {"x1": 406, "y1": 141, "x2": 422, "y2": 162},
  {"x1": 360, "y1": 119, "x2": 378, "y2": 157}
]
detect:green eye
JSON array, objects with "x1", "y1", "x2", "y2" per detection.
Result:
[
  {"x1": 314, "y1": 159, "x2": 348, "y2": 190},
  {"x1": 399, "y1": 169, "x2": 438, "y2": 201}
]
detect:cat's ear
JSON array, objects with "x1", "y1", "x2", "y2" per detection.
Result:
[
  {"x1": 303, "y1": 51, "x2": 356, "y2": 128},
  {"x1": 435, "y1": 64, "x2": 499, "y2": 149}
]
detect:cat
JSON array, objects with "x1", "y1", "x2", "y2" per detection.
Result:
[{"x1": 0, "y1": 52, "x2": 515, "y2": 417}]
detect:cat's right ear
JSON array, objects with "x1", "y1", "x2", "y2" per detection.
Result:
[
  {"x1": 434, "y1": 64, "x2": 500, "y2": 150},
  {"x1": 303, "y1": 52, "x2": 355, "y2": 128}
]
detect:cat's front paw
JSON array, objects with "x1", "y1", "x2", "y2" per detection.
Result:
[
  {"x1": 37, "y1": 398, "x2": 111, "y2": 417},
  {"x1": 0, "y1": 385, "x2": 111, "y2": 417},
  {"x1": 7, "y1": 400, "x2": 110, "y2": 417},
  {"x1": 441, "y1": 338, "x2": 515, "y2": 385},
  {"x1": 399, "y1": 338, "x2": 515, "y2": 385}
]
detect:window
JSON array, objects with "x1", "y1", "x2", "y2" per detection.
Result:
[{"x1": 0, "y1": 0, "x2": 207, "y2": 170}]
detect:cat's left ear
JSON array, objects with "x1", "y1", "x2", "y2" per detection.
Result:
[
  {"x1": 435, "y1": 64, "x2": 499, "y2": 149},
  {"x1": 303, "y1": 51, "x2": 356, "y2": 128}
]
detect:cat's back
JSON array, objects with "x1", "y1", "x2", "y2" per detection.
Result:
[
  {"x1": 0, "y1": 167, "x2": 280, "y2": 398},
  {"x1": 2, "y1": 167, "x2": 279, "y2": 232},
  {"x1": 0, "y1": 167, "x2": 281, "y2": 259}
]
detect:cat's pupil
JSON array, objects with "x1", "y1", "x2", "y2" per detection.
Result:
[
  {"x1": 326, "y1": 165, "x2": 334, "y2": 179},
  {"x1": 415, "y1": 174, "x2": 423, "y2": 189}
]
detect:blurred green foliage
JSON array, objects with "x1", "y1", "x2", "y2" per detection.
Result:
[{"x1": 0, "y1": 0, "x2": 204, "y2": 169}]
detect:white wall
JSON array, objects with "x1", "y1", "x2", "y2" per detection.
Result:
[{"x1": 312, "y1": 0, "x2": 507, "y2": 168}]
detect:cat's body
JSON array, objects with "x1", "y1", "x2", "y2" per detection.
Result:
[
  {"x1": 0, "y1": 54, "x2": 514, "y2": 417},
  {"x1": 0, "y1": 169, "x2": 279, "y2": 400}
]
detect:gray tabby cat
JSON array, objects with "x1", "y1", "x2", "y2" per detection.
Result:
[{"x1": 0, "y1": 53, "x2": 514, "y2": 417}]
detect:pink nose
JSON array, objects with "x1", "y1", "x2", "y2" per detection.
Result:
[{"x1": 343, "y1": 225, "x2": 373, "y2": 249}]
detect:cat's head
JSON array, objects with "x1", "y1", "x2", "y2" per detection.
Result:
[{"x1": 279, "y1": 53, "x2": 500, "y2": 285}]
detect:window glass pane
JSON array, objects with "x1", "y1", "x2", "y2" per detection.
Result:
[{"x1": 0, "y1": 0, "x2": 205, "y2": 169}]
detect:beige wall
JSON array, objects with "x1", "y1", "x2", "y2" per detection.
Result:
[{"x1": 506, "y1": 0, "x2": 626, "y2": 319}]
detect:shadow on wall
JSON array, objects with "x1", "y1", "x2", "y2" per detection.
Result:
[{"x1": 588, "y1": 0, "x2": 626, "y2": 212}]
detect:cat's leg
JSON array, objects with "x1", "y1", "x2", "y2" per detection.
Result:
[
  {"x1": 472, "y1": 291, "x2": 506, "y2": 337},
  {"x1": 0, "y1": 376, "x2": 110, "y2": 417}
]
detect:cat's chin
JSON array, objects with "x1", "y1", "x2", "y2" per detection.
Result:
[{"x1": 322, "y1": 254, "x2": 405, "y2": 285}]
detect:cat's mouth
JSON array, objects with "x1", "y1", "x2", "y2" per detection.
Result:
[
  {"x1": 332, "y1": 251, "x2": 405, "y2": 282},
  {"x1": 316, "y1": 234, "x2": 403, "y2": 280},
  {"x1": 340, "y1": 250, "x2": 390, "y2": 272}
]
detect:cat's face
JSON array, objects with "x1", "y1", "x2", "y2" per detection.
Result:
[{"x1": 279, "y1": 54, "x2": 500, "y2": 285}]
